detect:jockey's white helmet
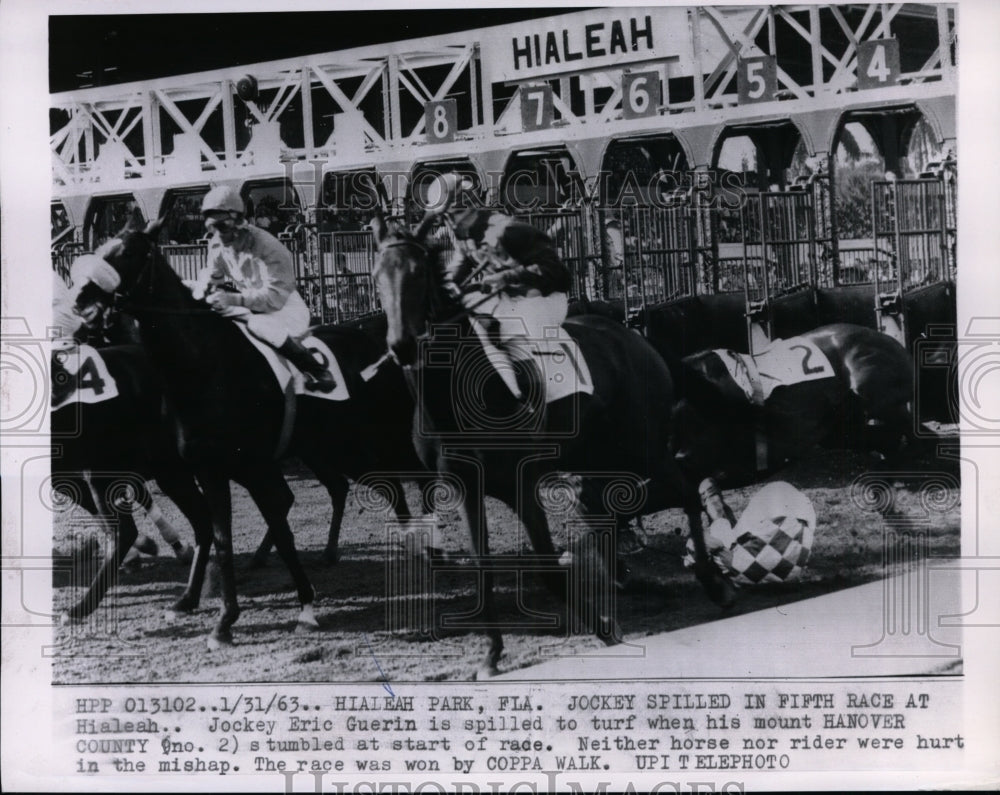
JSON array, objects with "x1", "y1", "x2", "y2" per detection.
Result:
[
  {"x1": 201, "y1": 185, "x2": 245, "y2": 216},
  {"x1": 70, "y1": 254, "x2": 121, "y2": 293}
]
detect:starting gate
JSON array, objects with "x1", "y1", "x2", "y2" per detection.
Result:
[
  {"x1": 601, "y1": 204, "x2": 699, "y2": 319},
  {"x1": 286, "y1": 228, "x2": 380, "y2": 325},
  {"x1": 518, "y1": 209, "x2": 593, "y2": 302},
  {"x1": 870, "y1": 176, "x2": 956, "y2": 345},
  {"x1": 739, "y1": 191, "x2": 818, "y2": 352}
]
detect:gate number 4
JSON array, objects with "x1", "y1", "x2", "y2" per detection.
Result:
[{"x1": 858, "y1": 39, "x2": 900, "y2": 89}]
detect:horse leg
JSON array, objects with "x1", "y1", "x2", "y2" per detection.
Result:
[
  {"x1": 250, "y1": 532, "x2": 274, "y2": 569},
  {"x1": 62, "y1": 475, "x2": 139, "y2": 622},
  {"x1": 135, "y1": 479, "x2": 194, "y2": 563},
  {"x1": 195, "y1": 473, "x2": 240, "y2": 649},
  {"x1": 653, "y1": 459, "x2": 737, "y2": 609},
  {"x1": 155, "y1": 469, "x2": 213, "y2": 614},
  {"x1": 451, "y1": 462, "x2": 502, "y2": 678},
  {"x1": 562, "y1": 478, "x2": 623, "y2": 646},
  {"x1": 320, "y1": 474, "x2": 350, "y2": 566},
  {"x1": 243, "y1": 465, "x2": 317, "y2": 632}
]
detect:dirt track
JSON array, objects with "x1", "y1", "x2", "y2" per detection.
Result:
[{"x1": 52, "y1": 448, "x2": 960, "y2": 684}]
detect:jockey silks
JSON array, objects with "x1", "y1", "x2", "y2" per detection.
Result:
[
  {"x1": 446, "y1": 208, "x2": 571, "y2": 296},
  {"x1": 203, "y1": 224, "x2": 309, "y2": 348},
  {"x1": 206, "y1": 224, "x2": 297, "y2": 313}
]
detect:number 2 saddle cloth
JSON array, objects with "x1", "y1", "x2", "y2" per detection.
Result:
[{"x1": 711, "y1": 337, "x2": 835, "y2": 407}]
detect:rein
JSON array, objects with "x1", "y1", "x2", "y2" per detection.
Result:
[
  {"x1": 377, "y1": 234, "x2": 499, "y2": 337},
  {"x1": 116, "y1": 240, "x2": 230, "y2": 318}
]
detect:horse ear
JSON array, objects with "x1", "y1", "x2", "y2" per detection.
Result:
[
  {"x1": 143, "y1": 217, "x2": 165, "y2": 238},
  {"x1": 369, "y1": 208, "x2": 387, "y2": 246}
]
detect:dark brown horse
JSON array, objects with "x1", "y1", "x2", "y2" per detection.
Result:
[
  {"x1": 669, "y1": 323, "x2": 915, "y2": 486},
  {"x1": 52, "y1": 343, "x2": 212, "y2": 622},
  {"x1": 370, "y1": 207, "x2": 736, "y2": 677},
  {"x1": 82, "y1": 222, "x2": 424, "y2": 648}
]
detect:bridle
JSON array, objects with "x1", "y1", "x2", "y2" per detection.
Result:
[
  {"x1": 109, "y1": 234, "x2": 225, "y2": 317},
  {"x1": 375, "y1": 232, "x2": 508, "y2": 340}
]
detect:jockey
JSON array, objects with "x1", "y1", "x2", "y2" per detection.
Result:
[
  {"x1": 53, "y1": 254, "x2": 123, "y2": 344},
  {"x1": 440, "y1": 178, "x2": 571, "y2": 409},
  {"x1": 193, "y1": 185, "x2": 335, "y2": 392}
]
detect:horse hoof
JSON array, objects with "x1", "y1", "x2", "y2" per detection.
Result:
[
  {"x1": 170, "y1": 597, "x2": 198, "y2": 615},
  {"x1": 472, "y1": 664, "x2": 500, "y2": 680},
  {"x1": 714, "y1": 579, "x2": 738, "y2": 610},
  {"x1": 207, "y1": 631, "x2": 233, "y2": 651},
  {"x1": 296, "y1": 619, "x2": 320, "y2": 634},
  {"x1": 321, "y1": 550, "x2": 339, "y2": 566}
]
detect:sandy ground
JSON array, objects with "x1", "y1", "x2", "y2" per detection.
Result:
[{"x1": 51, "y1": 446, "x2": 960, "y2": 683}]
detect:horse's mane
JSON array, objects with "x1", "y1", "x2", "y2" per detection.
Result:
[{"x1": 658, "y1": 344, "x2": 759, "y2": 423}]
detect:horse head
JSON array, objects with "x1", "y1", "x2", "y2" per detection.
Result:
[
  {"x1": 371, "y1": 205, "x2": 443, "y2": 366},
  {"x1": 79, "y1": 218, "x2": 164, "y2": 300}
]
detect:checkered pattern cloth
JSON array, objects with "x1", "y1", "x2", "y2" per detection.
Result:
[{"x1": 685, "y1": 481, "x2": 816, "y2": 585}]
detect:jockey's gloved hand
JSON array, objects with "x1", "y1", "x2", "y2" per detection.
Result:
[
  {"x1": 206, "y1": 291, "x2": 244, "y2": 311},
  {"x1": 479, "y1": 266, "x2": 525, "y2": 294}
]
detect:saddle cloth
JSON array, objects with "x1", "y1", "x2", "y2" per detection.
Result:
[
  {"x1": 51, "y1": 342, "x2": 119, "y2": 410},
  {"x1": 712, "y1": 337, "x2": 835, "y2": 406},
  {"x1": 470, "y1": 318, "x2": 595, "y2": 403},
  {"x1": 235, "y1": 324, "x2": 350, "y2": 403}
]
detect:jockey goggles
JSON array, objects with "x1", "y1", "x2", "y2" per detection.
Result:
[{"x1": 204, "y1": 213, "x2": 246, "y2": 234}]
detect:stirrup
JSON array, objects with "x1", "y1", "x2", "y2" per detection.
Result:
[{"x1": 303, "y1": 371, "x2": 336, "y2": 393}]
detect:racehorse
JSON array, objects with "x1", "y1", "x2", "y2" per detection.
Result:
[
  {"x1": 80, "y1": 221, "x2": 424, "y2": 648},
  {"x1": 669, "y1": 323, "x2": 916, "y2": 487},
  {"x1": 52, "y1": 343, "x2": 212, "y2": 622},
  {"x1": 370, "y1": 206, "x2": 736, "y2": 677},
  {"x1": 73, "y1": 278, "x2": 426, "y2": 569}
]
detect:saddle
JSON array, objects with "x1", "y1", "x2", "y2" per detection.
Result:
[{"x1": 469, "y1": 316, "x2": 594, "y2": 405}]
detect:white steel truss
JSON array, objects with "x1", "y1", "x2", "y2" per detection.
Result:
[{"x1": 51, "y1": 4, "x2": 956, "y2": 197}]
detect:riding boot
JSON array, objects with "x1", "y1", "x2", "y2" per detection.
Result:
[{"x1": 278, "y1": 338, "x2": 336, "y2": 393}]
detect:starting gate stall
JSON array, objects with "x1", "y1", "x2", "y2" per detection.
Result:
[
  {"x1": 602, "y1": 203, "x2": 699, "y2": 318},
  {"x1": 158, "y1": 186, "x2": 212, "y2": 245},
  {"x1": 51, "y1": 241, "x2": 86, "y2": 285},
  {"x1": 160, "y1": 242, "x2": 208, "y2": 282},
  {"x1": 870, "y1": 174, "x2": 955, "y2": 345},
  {"x1": 518, "y1": 208, "x2": 592, "y2": 302},
  {"x1": 84, "y1": 194, "x2": 146, "y2": 250},
  {"x1": 738, "y1": 190, "x2": 818, "y2": 353},
  {"x1": 312, "y1": 230, "x2": 380, "y2": 324}
]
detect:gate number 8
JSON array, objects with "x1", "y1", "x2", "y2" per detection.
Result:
[{"x1": 424, "y1": 99, "x2": 457, "y2": 143}]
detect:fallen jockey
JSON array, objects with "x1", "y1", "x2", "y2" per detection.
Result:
[
  {"x1": 439, "y1": 177, "x2": 572, "y2": 413},
  {"x1": 191, "y1": 185, "x2": 336, "y2": 392}
]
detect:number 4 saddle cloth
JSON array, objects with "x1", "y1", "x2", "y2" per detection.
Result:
[
  {"x1": 712, "y1": 337, "x2": 835, "y2": 407},
  {"x1": 51, "y1": 342, "x2": 120, "y2": 410}
]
